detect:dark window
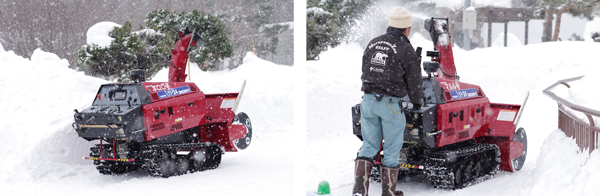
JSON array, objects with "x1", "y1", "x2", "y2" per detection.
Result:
[
  {"x1": 154, "y1": 110, "x2": 159, "y2": 119},
  {"x1": 168, "y1": 107, "x2": 173, "y2": 116},
  {"x1": 460, "y1": 110, "x2": 464, "y2": 121},
  {"x1": 449, "y1": 112, "x2": 453, "y2": 123}
]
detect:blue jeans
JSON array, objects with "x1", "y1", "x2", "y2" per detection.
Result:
[{"x1": 358, "y1": 93, "x2": 406, "y2": 167}]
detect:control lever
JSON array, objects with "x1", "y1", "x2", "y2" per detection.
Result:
[{"x1": 127, "y1": 97, "x2": 132, "y2": 109}]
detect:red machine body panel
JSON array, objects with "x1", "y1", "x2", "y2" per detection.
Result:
[
  {"x1": 141, "y1": 82, "x2": 207, "y2": 141},
  {"x1": 436, "y1": 97, "x2": 490, "y2": 147},
  {"x1": 138, "y1": 82, "x2": 246, "y2": 152},
  {"x1": 200, "y1": 93, "x2": 244, "y2": 152},
  {"x1": 477, "y1": 103, "x2": 524, "y2": 172}
]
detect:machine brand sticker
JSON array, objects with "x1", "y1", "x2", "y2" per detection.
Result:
[
  {"x1": 449, "y1": 88, "x2": 478, "y2": 100},
  {"x1": 157, "y1": 85, "x2": 191, "y2": 99},
  {"x1": 149, "y1": 83, "x2": 171, "y2": 92},
  {"x1": 440, "y1": 82, "x2": 460, "y2": 91},
  {"x1": 220, "y1": 98, "x2": 236, "y2": 108},
  {"x1": 175, "y1": 117, "x2": 183, "y2": 123},
  {"x1": 464, "y1": 124, "x2": 471, "y2": 129},
  {"x1": 497, "y1": 110, "x2": 517, "y2": 122}
]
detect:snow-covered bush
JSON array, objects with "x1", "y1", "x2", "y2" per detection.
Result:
[
  {"x1": 144, "y1": 9, "x2": 233, "y2": 71},
  {"x1": 306, "y1": 0, "x2": 373, "y2": 60},
  {"x1": 76, "y1": 21, "x2": 169, "y2": 81}
]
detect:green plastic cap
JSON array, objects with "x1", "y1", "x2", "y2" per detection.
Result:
[{"x1": 317, "y1": 180, "x2": 331, "y2": 195}]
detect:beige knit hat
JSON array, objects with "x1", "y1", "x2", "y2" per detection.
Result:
[{"x1": 388, "y1": 7, "x2": 412, "y2": 29}]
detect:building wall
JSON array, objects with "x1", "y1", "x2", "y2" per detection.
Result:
[{"x1": 480, "y1": 13, "x2": 590, "y2": 46}]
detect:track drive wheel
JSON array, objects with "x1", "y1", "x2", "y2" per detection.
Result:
[
  {"x1": 452, "y1": 164, "x2": 465, "y2": 189},
  {"x1": 190, "y1": 149, "x2": 208, "y2": 172},
  {"x1": 472, "y1": 159, "x2": 483, "y2": 178},
  {"x1": 157, "y1": 150, "x2": 176, "y2": 177},
  {"x1": 176, "y1": 157, "x2": 190, "y2": 175},
  {"x1": 511, "y1": 128, "x2": 528, "y2": 171},
  {"x1": 233, "y1": 112, "x2": 252, "y2": 150},
  {"x1": 203, "y1": 145, "x2": 222, "y2": 170}
]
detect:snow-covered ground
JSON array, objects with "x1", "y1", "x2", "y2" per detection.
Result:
[
  {"x1": 306, "y1": 32, "x2": 600, "y2": 195},
  {"x1": 0, "y1": 45, "x2": 294, "y2": 195}
]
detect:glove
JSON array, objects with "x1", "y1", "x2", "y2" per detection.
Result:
[{"x1": 411, "y1": 101, "x2": 422, "y2": 110}]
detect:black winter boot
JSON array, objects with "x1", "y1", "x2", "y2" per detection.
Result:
[
  {"x1": 352, "y1": 158, "x2": 373, "y2": 196},
  {"x1": 381, "y1": 166, "x2": 403, "y2": 196}
]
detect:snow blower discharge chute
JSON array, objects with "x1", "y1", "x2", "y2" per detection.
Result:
[
  {"x1": 351, "y1": 18, "x2": 529, "y2": 189},
  {"x1": 72, "y1": 29, "x2": 252, "y2": 177}
]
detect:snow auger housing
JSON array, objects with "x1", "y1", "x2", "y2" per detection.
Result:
[
  {"x1": 73, "y1": 28, "x2": 252, "y2": 177},
  {"x1": 351, "y1": 18, "x2": 528, "y2": 189}
]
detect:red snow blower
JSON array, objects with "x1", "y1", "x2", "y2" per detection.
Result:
[{"x1": 73, "y1": 29, "x2": 252, "y2": 177}]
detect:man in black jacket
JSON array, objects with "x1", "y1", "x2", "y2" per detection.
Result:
[{"x1": 353, "y1": 6, "x2": 423, "y2": 196}]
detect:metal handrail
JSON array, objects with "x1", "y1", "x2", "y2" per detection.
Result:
[{"x1": 543, "y1": 76, "x2": 600, "y2": 127}]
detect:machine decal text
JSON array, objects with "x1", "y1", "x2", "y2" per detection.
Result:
[{"x1": 157, "y1": 85, "x2": 191, "y2": 99}]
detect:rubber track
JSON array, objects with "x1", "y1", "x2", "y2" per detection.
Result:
[
  {"x1": 425, "y1": 143, "x2": 501, "y2": 190},
  {"x1": 140, "y1": 143, "x2": 214, "y2": 177}
]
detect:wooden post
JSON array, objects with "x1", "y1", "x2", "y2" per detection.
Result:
[
  {"x1": 525, "y1": 20, "x2": 529, "y2": 45},
  {"x1": 488, "y1": 21, "x2": 492, "y2": 47},
  {"x1": 504, "y1": 22, "x2": 508, "y2": 47},
  {"x1": 587, "y1": 114, "x2": 596, "y2": 154}
]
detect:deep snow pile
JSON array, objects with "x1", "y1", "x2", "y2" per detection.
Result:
[
  {"x1": 306, "y1": 32, "x2": 600, "y2": 195},
  {"x1": 86, "y1": 21, "x2": 121, "y2": 47},
  {"x1": 0, "y1": 45, "x2": 294, "y2": 195},
  {"x1": 0, "y1": 48, "x2": 106, "y2": 184},
  {"x1": 529, "y1": 130, "x2": 600, "y2": 196}
]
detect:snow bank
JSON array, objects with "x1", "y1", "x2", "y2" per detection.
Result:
[
  {"x1": 0, "y1": 48, "x2": 106, "y2": 182},
  {"x1": 0, "y1": 48, "x2": 294, "y2": 195},
  {"x1": 0, "y1": 41, "x2": 4, "y2": 53},
  {"x1": 86, "y1": 21, "x2": 121, "y2": 47},
  {"x1": 492, "y1": 32, "x2": 523, "y2": 47},
  {"x1": 583, "y1": 17, "x2": 600, "y2": 42},
  {"x1": 528, "y1": 130, "x2": 600, "y2": 196}
]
